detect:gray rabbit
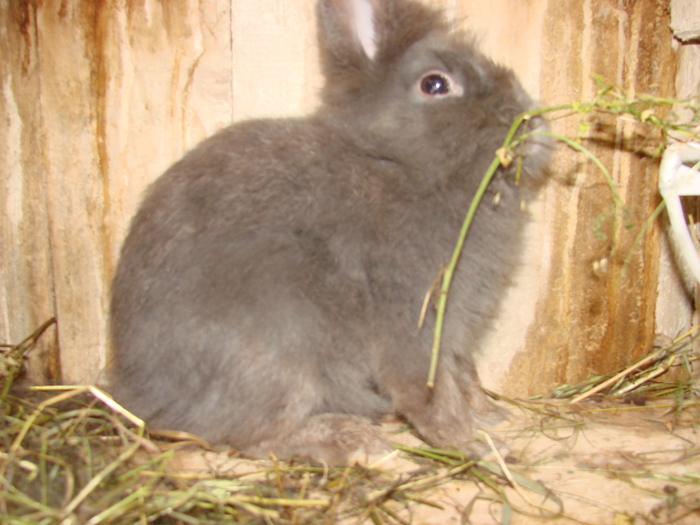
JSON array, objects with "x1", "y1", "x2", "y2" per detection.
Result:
[{"x1": 109, "y1": 0, "x2": 551, "y2": 465}]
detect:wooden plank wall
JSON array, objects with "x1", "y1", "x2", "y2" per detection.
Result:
[
  {"x1": 488, "y1": 0, "x2": 680, "y2": 395},
  {"x1": 0, "y1": 0, "x2": 692, "y2": 396}
]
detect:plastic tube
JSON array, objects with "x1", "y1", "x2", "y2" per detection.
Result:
[{"x1": 658, "y1": 142, "x2": 700, "y2": 283}]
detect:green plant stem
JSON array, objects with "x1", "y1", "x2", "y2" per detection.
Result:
[{"x1": 427, "y1": 155, "x2": 501, "y2": 387}]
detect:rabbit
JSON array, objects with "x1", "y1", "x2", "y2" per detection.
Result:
[{"x1": 109, "y1": 0, "x2": 551, "y2": 466}]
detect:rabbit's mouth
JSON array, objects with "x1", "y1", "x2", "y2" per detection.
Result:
[{"x1": 517, "y1": 115, "x2": 554, "y2": 183}]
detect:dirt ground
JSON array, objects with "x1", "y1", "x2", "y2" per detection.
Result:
[
  {"x1": 401, "y1": 399, "x2": 700, "y2": 524},
  {"x1": 162, "y1": 398, "x2": 700, "y2": 524}
]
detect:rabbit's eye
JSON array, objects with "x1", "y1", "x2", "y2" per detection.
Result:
[
  {"x1": 420, "y1": 74, "x2": 450, "y2": 95},
  {"x1": 417, "y1": 71, "x2": 464, "y2": 99}
]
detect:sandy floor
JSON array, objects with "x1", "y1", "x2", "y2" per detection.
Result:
[
  {"x1": 158, "y1": 398, "x2": 700, "y2": 524},
  {"x1": 394, "y1": 399, "x2": 700, "y2": 524}
]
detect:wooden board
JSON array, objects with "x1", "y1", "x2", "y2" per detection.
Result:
[{"x1": 671, "y1": 0, "x2": 700, "y2": 41}]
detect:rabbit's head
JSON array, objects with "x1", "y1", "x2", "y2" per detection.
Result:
[{"x1": 317, "y1": 0, "x2": 549, "y2": 190}]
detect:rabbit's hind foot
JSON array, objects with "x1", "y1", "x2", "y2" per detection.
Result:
[{"x1": 248, "y1": 413, "x2": 392, "y2": 467}]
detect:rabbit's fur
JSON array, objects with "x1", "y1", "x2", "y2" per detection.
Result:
[{"x1": 109, "y1": 0, "x2": 551, "y2": 465}]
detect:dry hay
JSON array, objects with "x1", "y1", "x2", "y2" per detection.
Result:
[{"x1": 1, "y1": 322, "x2": 699, "y2": 525}]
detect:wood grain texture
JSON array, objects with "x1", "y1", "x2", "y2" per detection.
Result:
[
  {"x1": 1, "y1": 0, "x2": 240, "y2": 383},
  {"x1": 0, "y1": 0, "x2": 58, "y2": 382},
  {"x1": 497, "y1": 0, "x2": 678, "y2": 395}
]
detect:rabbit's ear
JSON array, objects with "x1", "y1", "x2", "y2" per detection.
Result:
[
  {"x1": 317, "y1": 0, "x2": 446, "y2": 102},
  {"x1": 347, "y1": 0, "x2": 379, "y2": 59},
  {"x1": 318, "y1": 0, "x2": 379, "y2": 71}
]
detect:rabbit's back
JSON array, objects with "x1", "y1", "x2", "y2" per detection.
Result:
[{"x1": 110, "y1": 118, "x2": 400, "y2": 444}]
